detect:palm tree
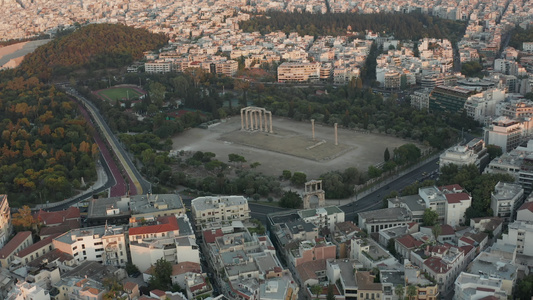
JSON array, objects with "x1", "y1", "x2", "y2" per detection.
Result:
[
  {"x1": 310, "y1": 284, "x2": 322, "y2": 300},
  {"x1": 394, "y1": 284, "x2": 405, "y2": 300},
  {"x1": 406, "y1": 285, "x2": 418, "y2": 300}
]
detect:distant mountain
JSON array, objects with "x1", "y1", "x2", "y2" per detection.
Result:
[{"x1": 19, "y1": 23, "x2": 167, "y2": 80}]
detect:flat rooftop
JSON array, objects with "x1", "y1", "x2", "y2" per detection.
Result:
[
  {"x1": 88, "y1": 194, "x2": 184, "y2": 219},
  {"x1": 469, "y1": 252, "x2": 517, "y2": 281},
  {"x1": 359, "y1": 207, "x2": 411, "y2": 223},
  {"x1": 191, "y1": 195, "x2": 247, "y2": 211},
  {"x1": 380, "y1": 270, "x2": 404, "y2": 286},
  {"x1": 55, "y1": 225, "x2": 123, "y2": 245},
  {"x1": 225, "y1": 261, "x2": 259, "y2": 277}
]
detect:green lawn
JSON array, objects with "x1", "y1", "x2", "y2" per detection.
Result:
[{"x1": 97, "y1": 87, "x2": 143, "y2": 102}]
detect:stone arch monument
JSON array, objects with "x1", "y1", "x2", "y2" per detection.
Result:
[{"x1": 303, "y1": 180, "x2": 325, "y2": 209}]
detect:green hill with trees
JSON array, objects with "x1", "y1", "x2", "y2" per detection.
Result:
[{"x1": 19, "y1": 23, "x2": 167, "y2": 81}]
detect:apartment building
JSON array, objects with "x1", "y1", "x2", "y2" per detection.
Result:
[
  {"x1": 490, "y1": 181, "x2": 524, "y2": 222},
  {"x1": 191, "y1": 195, "x2": 250, "y2": 226},
  {"x1": 297, "y1": 206, "x2": 345, "y2": 232},
  {"x1": 0, "y1": 195, "x2": 11, "y2": 249},
  {"x1": 53, "y1": 276, "x2": 106, "y2": 300},
  {"x1": 0, "y1": 231, "x2": 33, "y2": 268},
  {"x1": 439, "y1": 138, "x2": 490, "y2": 172},
  {"x1": 419, "y1": 186, "x2": 447, "y2": 222},
  {"x1": 500, "y1": 220, "x2": 533, "y2": 256},
  {"x1": 411, "y1": 89, "x2": 431, "y2": 111},
  {"x1": 429, "y1": 85, "x2": 477, "y2": 114},
  {"x1": 484, "y1": 117, "x2": 523, "y2": 153},
  {"x1": 6, "y1": 281, "x2": 50, "y2": 300},
  {"x1": 52, "y1": 225, "x2": 128, "y2": 267},
  {"x1": 454, "y1": 272, "x2": 508, "y2": 300},
  {"x1": 277, "y1": 62, "x2": 320, "y2": 83},
  {"x1": 287, "y1": 238, "x2": 336, "y2": 267},
  {"x1": 215, "y1": 60, "x2": 238, "y2": 76},
  {"x1": 145, "y1": 61, "x2": 172, "y2": 73}
]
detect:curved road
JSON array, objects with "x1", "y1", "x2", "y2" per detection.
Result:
[{"x1": 63, "y1": 85, "x2": 151, "y2": 196}]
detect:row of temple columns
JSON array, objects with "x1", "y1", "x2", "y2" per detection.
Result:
[{"x1": 240, "y1": 107, "x2": 273, "y2": 133}]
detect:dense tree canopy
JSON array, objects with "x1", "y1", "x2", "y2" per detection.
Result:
[
  {"x1": 240, "y1": 12, "x2": 466, "y2": 42},
  {"x1": 0, "y1": 77, "x2": 98, "y2": 206},
  {"x1": 509, "y1": 26, "x2": 533, "y2": 50}
]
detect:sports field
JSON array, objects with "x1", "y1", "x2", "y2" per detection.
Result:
[{"x1": 96, "y1": 87, "x2": 144, "y2": 102}]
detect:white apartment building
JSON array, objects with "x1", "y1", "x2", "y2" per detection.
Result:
[
  {"x1": 419, "y1": 186, "x2": 447, "y2": 222},
  {"x1": 523, "y1": 42, "x2": 533, "y2": 52},
  {"x1": 484, "y1": 117, "x2": 523, "y2": 153},
  {"x1": 297, "y1": 206, "x2": 345, "y2": 232},
  {"x1": 358, "y1": 207, "x2": 413, "y2": 233},
  {"x1": 454, "y1": 272, "x2": 508, "y2": 300},
  {"x1": 191, "y1": 195, "x2": 250, "y2": 225},
  {"x1": 131, "y1": 236, "x2": 200, "y2": 273},
  {"x1": 439, "y1": 138, "x2": 490, "y2": 172},
  {"x1": 0, "y1": 195, "x2": 11, "y2": 249},
  {"x1": 53, "y1": 276, "x2": 106, "y2": 300},
  {"x1": 277, "y1": 62, "x2": 320, "y2": 83},
  {"x1": 215, "y1": 60, "x2": 238, "y2": 76},
  {"x1": 6, "y1": 281, "x2": 50, "y2": 300},
  {"x1": 517, "y1": 202, "x2": 533, "y2": 222},
  {"x1": 464, "y1": 89, "x2": 505, "y2": 124},
  {"x1": 500, "y1": 220, "x2": 533, "y2": 256},
  {"x1": 52, "y1": 225, "x2": 127, "y2": 267},
  {"x1": 145, "y1": 61, "x2": 172, "y2": 73},
  {"x1": 444, "y1": 192, "x2": 472, "y2": 227},
  {"x1": 411, "y1": 89, "x2": 431, "y2": 111},
  {"x1": 490, "y1": 181, "x2": 524, "y2": 222},
  {"x1": 467, "y1": 248, "x2": 517, "y2": 297}
]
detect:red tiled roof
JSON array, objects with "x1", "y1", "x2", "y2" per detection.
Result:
[
  {"x1": 518, "y1": 201, "x2": 533, "y2": 213},
  {"x1": 439, "y1": 184, "x2": 464, "y2": 192},
  {"x1": 202, "y1": 229, "x2": 223, "y2": 244},
  {"x1": 15, "y1": 233, "x2": 60, "y2": 258},
  {"x1": 478, "y1": 296, "x2": 499, "y2": 300},
  {"x1": 27, "y1": 248, "x2": 74, "y2": 267},
  {"x1": 151, "y1": 289, "x2": 166, "y2": 297},
  {"x1": 189, "y1": 282, "x2": 207, "y2": 292},
  {"x1": 35, "y1": 207, "x2": 80, "y2": 225},
  {"x1": 429, "y1": 244, "x2": 450, "y2": 255},
  {"x1": 459, "y1": 245, "x2": 475, "y2": 255},
  {"x1": 396, "y1": 235, "x2": 423, "y2": 249},
  {"x1": 40, "y1": 220, "x2": 80, "y2": 237},
  {"x1": 476, "y1": 287, "x2": 495, "y2": 292},
  {"x1": 123, "y1": 281, "x2": 138, "y2": 292},
  {"x1": 0, "y1": 231, "x2": 32, "y2": 259},
  {"x1": 445, "y1": 193, "x2": 471, "y2": 204},
  {"x1": 296, "y1": 259, "x2": 327, "y2": 283},
  {"x1": 459, "y1": 236, "x2": 475, "y2": 245},
  {"x1": 441, "y1": 224, "x2": 455, "y2": 235},
  {"x1": 172, "y1": 261, "x2": 202, "y2": 276},
  {"x1": 424, "y1": 256, "x2": 450, "y2": 274},
  {"x1": 129, "y1": 216, "x2": 179, "y2": 236}
]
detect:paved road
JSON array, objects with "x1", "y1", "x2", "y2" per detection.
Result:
[
  {"x1": 180, "y1": 156, "x2": 440, "y2": 225},
  {"x1": 341, "y1": 156, "x2": 440, "y2": 221},
  {"x1": 63, "y1": 85, "x2": 151, "y2": 195}
]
